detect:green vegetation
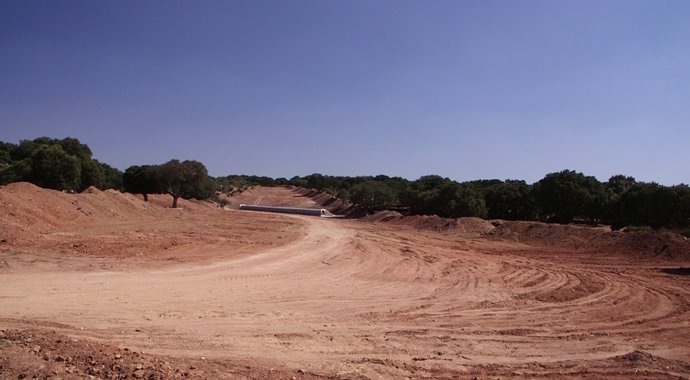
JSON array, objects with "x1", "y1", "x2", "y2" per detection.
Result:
[
  {"x1": 0, "y1": 137, "x2": 214, "y2": 208},
  {"x1": 1, "y1": 137, "x2": 689, "y2": 230},
  {"x1": 532, "y1": 170, "x2": 607, "y2": 224},
  {"x1": 123, "y1": 161, "x2": 213, "y2": 208},
  {"x1": 606, "y1": 183, "x2": 690, "y2": 230},
  {"x1": 122, "y1": 165, "x2": 161, "y2": 201},
  {"x1": 158, "y1": 160, "x2": 213, "y2": 208},
  {"x1": 0, "y1": 137, "x2": 122, "y2": 192},
  {"x1": 403, "y1": 175, "x2": 486, "y2": 218}
]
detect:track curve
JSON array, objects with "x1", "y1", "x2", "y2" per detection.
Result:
[{"x1": 1, "y1": 215, "x2": 689, "y2": 378}]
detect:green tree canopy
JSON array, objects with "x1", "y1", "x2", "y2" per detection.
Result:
[
  {"x1": 157, "y1": 159, "x2": 210, "y2": 208},
  {"x1": 0, "y1": 142, "x2": 14, "y2": 167},
  {"x1": 27, "y1": 145, "x2": 82, "y2": 191},
  {"x1": 484, "y1": 180, "x2": 534, "y2": 220},
  {"x1": 532, "y1": 170, "x2": 607, "y2": 224},
  {"x1": 349, "y1": 180, "x2": 397, "y2": 211},
  {"x1": 0, "y1": 137, "x2": 121, "y2": 191},
  {"x1": 608, "y1": 183, "x2": 688, "y2": 230},
  {"x1": 98, "y1": 162, "x2": 123, "y2": 190},
  {"x1": 405, "y1": 176, "x2": 486, "y2": 218},
  {"x1": 122, "y1": 165, "x2": 161, "y2": 201}
]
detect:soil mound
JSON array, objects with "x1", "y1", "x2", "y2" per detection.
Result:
[
  {"x1": 607, "y1": 230, "x2": 689, "y2": 260},
  {"x1": 0, "y1": 183, "x2": 85, "y2": 238},
  {"x1": 361, "y1": 212, "x2": 495, "y2": 236},
  {"x1": 400, "y1": 215, "x2": 462, "y2": 233},
  {"x1": 0, "y1": 182, "x2": 204, "y2": 242},
  {"x1": 80, "y1": 186, "x2": 101, "y2": 194},
  {"x1": 360, "y1": 210, "x2": 404, "y2": 223},
  {"x1": 488, "y1": 221, "x2": 606, "y2": 248},
  {"x1": 456, "y1": 217, "x2": 497, "y2": 235},
  {"x1": 489, "y1": 220, "x2": 689, "y2": 260}
]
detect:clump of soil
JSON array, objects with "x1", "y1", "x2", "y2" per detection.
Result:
[{"x1": 80, "y1": 186, "x2": 102, "y2": 194}]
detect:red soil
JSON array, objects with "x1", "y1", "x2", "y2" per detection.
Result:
[{"x1": 1, "y1": 184, "x2": 689, "y2": 379}]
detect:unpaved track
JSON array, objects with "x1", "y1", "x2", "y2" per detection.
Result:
[{"x1": 1, "y1": 188, "x2": 690, "y2": 378}]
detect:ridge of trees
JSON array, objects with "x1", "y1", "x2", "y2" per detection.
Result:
[
  {"x1": 0, "y1": 138, "x2": 213, "y2": 208},
  {"x1": 0, "y1": 137, "x2": 122, "y2": 191},
  {"x1": 219, "y1": 172, "x2": 690, "y2": 233},
  {"x1": 121, "y1": 161, "x2": 214, "y2": 208},
  {"x1": 1, "y1": 137, "x2": 688, "y2": 230}
]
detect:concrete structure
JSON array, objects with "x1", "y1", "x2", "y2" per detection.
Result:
[{"x1": 239, "y1": 204, "x2": 337, "y2": 217}]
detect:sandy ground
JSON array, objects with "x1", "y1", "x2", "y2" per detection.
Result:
[{"x1": 1, "y1": 185, "x2": 689, "y2": 379}]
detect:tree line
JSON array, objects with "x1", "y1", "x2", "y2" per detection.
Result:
[
  {"x1": 0, "y1": 137, "x2": 122, "y2": 191},
  {"x1": 1, "y1": 137, "x2": 689, "y2": 231},
  {"x1": 228, "y1": 172, "x2": 690, "y2": 232},
  {"x1": 0, "y1": 137, "x2": 212, "y2": 208},
  {"x1": 122, "y1": 161, "x2": 213, "y2": 208}
]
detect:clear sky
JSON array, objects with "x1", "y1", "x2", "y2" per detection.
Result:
[{"x1": 1, "y1": 1, "x2": 689, "y2": 185}]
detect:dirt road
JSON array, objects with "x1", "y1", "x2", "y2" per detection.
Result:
[{"x1": 1, "y1": 185, "x2": 689, "y2": 378}]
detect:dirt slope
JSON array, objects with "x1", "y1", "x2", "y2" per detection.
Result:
[
  {"x1": 227, "y1": 186, "x2": 348, "y2": 212},
  {"x1": 0, "y1": 183, "x2": 303, "y2": 272},
  {"x1": 362, "y1": 209, "x2": 689, "y2": 260},
  {"x1": 489, "y1": 220, "x2": 690, "y2": 261},
  {"x1": 1, "y1": 185, "x2": 690, "y2": 379},
  {"x1": 362, "y1": 212, "x2": 495, "y2": 236}
]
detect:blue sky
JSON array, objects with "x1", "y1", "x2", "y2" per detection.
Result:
[{"x1": 1, "y1": 1, "x2": 689, "y2": 185}]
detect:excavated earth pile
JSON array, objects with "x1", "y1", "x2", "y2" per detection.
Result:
[{"x1": 488, "y1": 220, "x2": 690, "y2": 261}]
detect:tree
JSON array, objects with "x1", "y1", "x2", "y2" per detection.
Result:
[
  {"x1": 484, "y1": 180, "x2": 534, "y2": 220},
  {"x1": 274, "y1": 177, "x2": 290, "y2": 186},
  {"x1": 157, "y1": 159, "x2": 210, "y2": 208},
  {"x1": 607, "y1": 183, "x2": 686, "y2": 230},
  {"x1": 11, "y1": 139, "x2": 43, "y2": 161},
  {"x1": 452, "y1": 185, "x2": 487, "y2": 218},
  {"x1": 0, "y1": 142, "x2": 14, "y2": 167},
  {"x1": 674, "y1": 185, "x2": 690, "y2": 230},
  {"x1": 289, "y1": 176, "x2": 308, "y2": 188},
  {"x1": 27, "y1": 145, "x2": 81, "y2": 191},
  {"x1": 122, "y1": 165, "x2": 161, "y2": 201},
  {"x1": 0, "y1": 158, "x2": 31, "y2": 185},
  {"x1": 79, "y1": 158, "x2": 104, "y2": 190},
  {"x1": 532, "y1": 170, "x2": 606, "y2": 224},
  {"x1": 606, "y1": 175, "x2": 636, "y2": 198},
  {"x1": 58, "y1": 137, "x2": 93, "y2": 161},
  {"x1": 187, "y1": 175, "x2": 215, "y2": 200},
  {"x1": 0, "y1": 137, "x2": 117, "y2": 191},
  {"x1": 305, "y1": 173, "x2": 327, "y2": 189},
  {"x1": 349, "y1": 181, "x2": 397, "y2": 211},
  {"x1": 98, "y1": 162, "x2": 123, "y2": 190},
  {"x1": 56, "y1": 137, "x2": 104, "y2": 190},
  {"x1": 404, "y1": 176, "x2": 487, "y2": 218}
]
